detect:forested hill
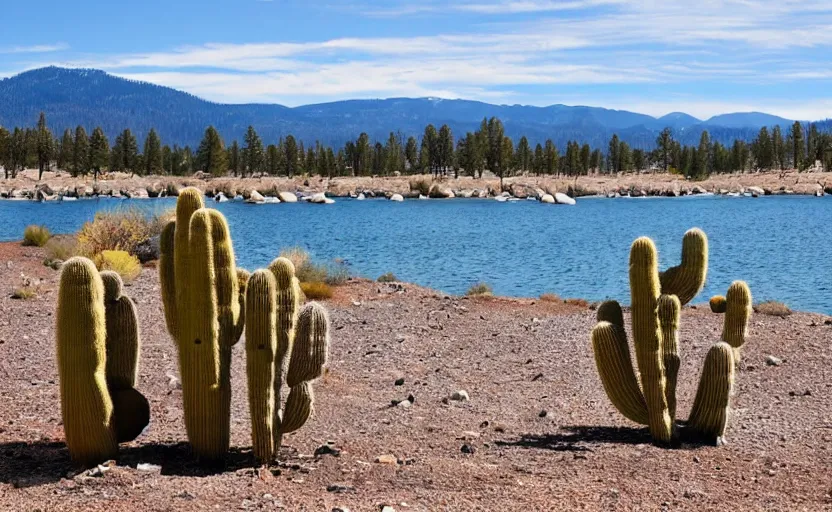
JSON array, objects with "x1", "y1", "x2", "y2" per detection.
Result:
[{"x1": 0, "y1": 66, "x2": 806, "y2": 149}]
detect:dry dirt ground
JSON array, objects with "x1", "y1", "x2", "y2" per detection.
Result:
[{"x1": 0, "y1": 242, "x2": 830, "y2": 511}]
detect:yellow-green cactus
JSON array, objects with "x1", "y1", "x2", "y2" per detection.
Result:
[
  {"x1": 590, "y1": 229, "x2": 752, "y2": 446},
  {"x1": 245, "y1": 270, "x2": 277, "y2": 462},
  {"x1": 659, "y1": 228, "x2": 708, "y2": 305},
  {"x1": 722, "y1": 281, "x2": 752, "y2": 362},
  {"x1": 159, "y1": 188, "x2": 244, "y2": 459},
  {"x1": 57, "y1": 257, "x2": 119, "y2": 466},
  {"x1": 709, "y1": 295, "x2": 727, "y2": 313},
  {"x1": 101, "y1": 271, "x2": 139, "y2": 391},
  {"x1": 268, "y1": 257, "x2": 301, "y2": 431},
  {"x1": 687, "y1": 342, "x2": 735, "y2": 443}
]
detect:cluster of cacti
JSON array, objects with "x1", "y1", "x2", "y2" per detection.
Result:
[
  {"x1": 56, "y1": 257, "x2": 149, "y2": 466},
  {"x1": 245, "y1": 258, "x2": 330, "y2": 462},
  {"x1": 159, "y1": 187, "x2": 245, "y2": 459},
  {"x1": 591, "y1": 228, "x2": 752, "y2": 445}
]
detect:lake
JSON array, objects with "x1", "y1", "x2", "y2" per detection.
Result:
[{"x1": 1, "y1": 195, "x2": 829, "y2": 314}]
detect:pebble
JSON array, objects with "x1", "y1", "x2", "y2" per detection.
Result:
[
  {"x1": 394, "y1": 378, "x2": 405, "y2": 386},
  {"x1": 136, "y1": 463, "x2": 162, "y2": 472},
  {"x1": 450, "y1": 390, "x2": 469, "y2": 402},
  {"x1": 375, "y1": 454, "x2": 398, "y2": 465},
  {"x1": 332, "y1": 508, "x2": 351, "y2": 512},
  {"x1": 315, "y1": 444, "x2": 341, "y2": 457},
  {"x1": 381, "y1": 507, "x2": 396, "y2": 512},
  {"x1": 461, "y1": 444, "x2": 476, "y2": 454},
  {"x1": 765, "y1": 356, "x2": 783, "y2": 366},
  {"x1": 327, "y1": 484, "x2": 355, "y2": 493},
  {"x1": 538, "y1": 410, "x2": 549, "y2": 418}
]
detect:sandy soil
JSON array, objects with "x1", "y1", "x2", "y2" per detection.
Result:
[
  {"x1": 0, "y1": 242, "x2": 831, "y2": 511},
  {"x1": 2, "y1": 168, "x2": 831, "y2": 199}
]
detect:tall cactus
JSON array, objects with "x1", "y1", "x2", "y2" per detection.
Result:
[
  {"x1": 591, "y1": 229, "x2": 752, "y2": 445},
  {"x1": 57, "y1": 258, "x2": 148, "y2": 466},
  {"x1": 159, "y1": 188, "x2": 244, "y2": 459},
  {"x1": 245, "y1": 259, "x2": 329, "y2": 463}
]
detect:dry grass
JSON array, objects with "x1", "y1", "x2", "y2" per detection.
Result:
[
  {"x1": 410, "y1": 177, "x2": 432, "y2": 196},
  {"x1": 466, "y1": 282, "x2": 493, "y2": 296},
  {"x1": 279, "y1": 247, "x2": 351, "y2": 286},
  {"x1": 11, "y1": 287, "x2": 37, "y2": 300},
  {"x1": 94, "y1": 250, "x2": 142, "y2": 283},
  {"x1": 300, "y1": 281, "x2": 333, "y2": 300},
  {"x1": 377, "y1": 272, "x2": 399, "y2": 283},
  {"x1": 754, "y1": 301, "x2": 792, "y2": 317},
  {"x1": 44, "y1": 236, "x2": 80, "y2": 263},
  {"x1": 77, "y1": 207, "x2": 172, "y2": 257},
  {"x1": 279, "y1": 247, "x2": 311, "y2": 274},
  {"x1": 539, "y1": 293, "x2": 561, "y2": 302},
  {"x1": 564, "y1": 298, "x2": 590, "y2": 308},
  {"x1": 22, "y1": 225, "x2": 51, "y2": 247}
]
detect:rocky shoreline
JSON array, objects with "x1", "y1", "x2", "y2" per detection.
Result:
[{"x1": 1, "y1": 169, "x2": 830, "y2": 203}]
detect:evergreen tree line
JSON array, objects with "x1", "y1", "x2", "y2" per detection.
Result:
[{"x1": 2, "y1": 113, "x2": 832, "y2": 181}]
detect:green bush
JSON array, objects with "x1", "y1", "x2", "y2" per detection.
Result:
[
  {"x1": 377, "y1": 272, "x2": 399, "y2": 283},
  {"x1": 22, "y1": 225, "x2": 51, "y2": 247},
  {"x1": 466, "y1": 282, "x2": 493, "y2": 296},
  {"x1": 94, "y1": 250, "x2": 142, "y2": 283}
]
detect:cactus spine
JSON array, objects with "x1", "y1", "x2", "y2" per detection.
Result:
[
  {"x1": 57, "y1": 258, "x2": 148, "y2": 466},
  {"x1": 159, "y1": 188, "x2": 244, "y2": 459},
  {"x1": 591, "y1": 229, "x2": 751, "y2": 445},
  {"x1": 244, "y1": 258, "x2": 329, "y2": 463}
]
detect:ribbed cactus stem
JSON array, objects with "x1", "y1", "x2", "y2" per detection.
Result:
[
  {"x1": 101, "y1": 271, "x2": 139, "y2": 391},
  {"x1": 591, "y1": 321, "x2": 649, "y2": 424},
  {"x1": 709, "y1": 295, "x2": 727, "y2": 313},
  {"x1": 56, "y1": 257, "x2": 118, "y2": 466},
  {"x1": 278, "y1": 382, "x2": 314, "y2": 434},
  {"x1": 657, "y1": 294, "x2": 681, "y2": 422},
  {"x1": 245, "y1": 270, "x2": 278, "y2": 462},
  {"x1": 659, "y1": 228, "x2": 708, "y2": 305},
  {"x1": 159, "y1": 221, "x2": 178, "y2": 336},
  {"x1": 722, "y1": 281, "x2": 752, "y2": 363},
  {"x1": 629, "y1": 237, "x2": 672, "y2": 443},
  {"x1": 269, "y1": 257, "x2": 300, "y2": 429},
  {"x1": 688, "y1": 342, "x2": 735, "y2": 443},
  {"x1": 596, "y1": 300, "x2": 624, "y2": 328}
]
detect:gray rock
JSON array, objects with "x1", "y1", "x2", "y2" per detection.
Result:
[
  {"x1": 765, "y1": 355, "x2": 783, "y2": 367},
  {"x1": 134, "y1": 235, "x2": 161, "y2": 263},
  {"x1": 450, "y1": 390, "x2": 469, "y2": 402}
]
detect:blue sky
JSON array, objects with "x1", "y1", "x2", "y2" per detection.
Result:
[{"x1": 2, "y1": 0, "x2": 832, "y2": 120}]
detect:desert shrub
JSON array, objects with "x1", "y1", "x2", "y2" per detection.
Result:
[
  {"x1": 377, "y1": 272, "x2": 399, "y2": 283},
  {"x1": 466, "y1": 282, "x2": 493, "y2": 296},
  {"x1": 754, "y1": 301, "x2": 792, "y2": 317},
  {"x1": 564, "y1": 298, "x2": 590, "y2": 308},
  {"x1": 77, "y1": 207, "x2": 172, "y2": 257},
  {"x1": 11, "y1": 287, "x2": 37, "y2": 300},
  {"x1": 409, "y1": 177, "x2": 432, "y2": 196},
  {"x1": 539, "y1": 293, "x2": 561, "y2": 302},
  {"x1": 300, "y1": 281, "x2": 333, "y2": 300},
  {"x1": 22, "y1": 225, "x2": 51, "y2": 247},
  {"x1": 44, "y1": 236, "x2": 80, "y2": 262},
  {"x1": 279, "y1": 247, "x2": 350, "y2": 285},
  {"x1": 94, "y1": 250, "x2": 142, "y2": 283}
]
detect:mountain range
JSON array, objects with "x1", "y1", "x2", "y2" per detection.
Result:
[{"x1": 0, "y1": 67, "x2": 812, "y2": 151}]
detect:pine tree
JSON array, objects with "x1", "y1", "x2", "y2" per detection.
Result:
[
  {"x1": 72, "y1": 126, "x2": 89, "y2": 177},
  {"x1": 58, "y1": 129, "x2": 73, "y2": 172},
  {"x1": 544, "y1": 140, "x2": 559, "y2": 176},
  {"x1": 420, "y1": 125, "x2": 438, "y2": 175},
  {"x1": 438, "y1": 124, "x2": 454, "y2": 177},
  {"x1": 516, "y1": 136, "x2": 531, "y2": 173},
  {"x1": 789, "y1": 121, "x2": 805, "y2": 170},
  {"x1": 385, "y1": 132, "x2": 401, "y2": 176},
  {"x1": 284, "y1": 135, "x2": 298, "y2": 177},
  {"x1": 356, "y1": 133, "x2": 371, "y2": 176},
  {"x1": 144, "y1": 129, "x2": 163, "y2": 175},
  {"x1": 0, "y1": 127, "x2": 10, "y2": 178},
  {"x1": 533, "y1": 143, "x2": 544, "y2": 175},
  {"x1": 404, "y1": 136, "x2": 418, "y2": 173},
  {"x1": 243, "y1": 126, "x2": 264, "y2": 175},
  {"x1": 89, "y1": 127, "x2": 110, "y2": 181},
  {"x1": 580, "y1": 144, "x2": 591, "y2": 175},
  {"x1": 656, "y1": 128, "x2": 673, "y2": 171},
  {"x1": 608, "y1": 134, "x2": 620, "y2": 173},
  {"x1": 771, "y1": 125, "x2": 785, "y2": 170},
  {"x1": 195, "y1": 126, "x2": 227, "y2": 176},
  {"x1": 36, "y1": 112, "x2": 52, "y2": 180},
  {"x1": 228, "y1": 140, "x2": 240, "y2": 176},
  {"x1": 120, "y1": 129, "x2": 139, "y2": 174}
]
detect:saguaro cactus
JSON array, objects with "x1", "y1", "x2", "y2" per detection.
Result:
[
  {"x1": 591, "y1": 229, "x2": 751, "y2": 445},
  {"x1": 159, "y1": 188, "x2": 244, "y2": 459},
  {"x1": 57, "y1": 258, "x2": 148, "y2": 466},
  {"x1": 245, "y1": 258, "x2": 329, "y2": 463}
]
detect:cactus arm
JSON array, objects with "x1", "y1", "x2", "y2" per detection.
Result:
[
  {"x1": 245, "y1": 270, "x2": 278, "y2": 462},
  {"x1": 206, "y1": 209, "x2": 241, "y2": 347},
  {"x1": 173, "y1": 188, "x2": 204, "y2": 343},
  {"x1": 591, "y1": 321, "x2": 649, "y2": 424},
  {"x1": 56, "y1": 257, "x2": 118, "y2": 466},
  {"x1": 659, "y1": 228, "x2": 708, "y2": 305},
  {"x1": 596, "y1": 300, "x2": 625, "y2": 328},
  {"x1": 186, "y1": 209, "x2": 221, "y2": 388},
  {"x1": 159, "y1": 221, "x2": 178, "y2": 338},
  {"x1": 709, "y1": 295, "x2": 727, "y2": 313},
  {"x1": 269, "y1": 257, "x2": 301, "y2": 433},
  {"x1": 286, "y1": 302, "x2": 331, "y2": 387},
  {"x1": 630, "y1": 237, "x2": 673, "y2": 443},
  {"x1": 277, "y1": 382, "x2": 314, "y2": 435},
  {"x1": 657, "y1": 294, "x2": 681, "y2": 423},
  {"x1": 235, "y1": 268, "x2": 251, "y2": 342},
  {"x1": 687, "y1": 342, "x2": 735, "y2": 443},
  {"x1": 721, "y1": 281, "x2": 752, "y2": 362}
]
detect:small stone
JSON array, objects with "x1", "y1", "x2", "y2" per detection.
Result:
[
  {"x1": 693, "y1": 456, "x2": 700, "y2": 463},
  {"x1": 375, "y1": 454, "x2": 397, "y2": 465},
  {"x1": 461, "y1": 444, "x2": 476, "y2": 454},
  {"x1": 315, "y1": 444, "x2": 341, "y2": 457},
  {"x1": 262, "y1": 494, "x2": 274, "y2": 500},
  {"x1": 136, "y1": 463, "x2": 161, "y2": 472},
  {"x1": 538, "y1": 410, "x2": 549, "y2": 418},
  {"x1": 327, "y1": 484, "x2": 355, "y2": 493},
  {"x1": 765, "y1": 356, "x2": 783, "y2": 367},
  {"x1": 460, "y1": 431, "x2": 481, "y2": 439},
  {"x1": 394, "y1": 378, "x2": 405, "y2": 386},
  {"x1": 396, "y1": 400, "x2": 411, "y2": 409},
  {"x1": 767, "y1": 469, "x2": 776, "y2": 476},
  {"x1": 381, "y1": 507, "x2": 396, "y2": 512},
  {"x1": 332, "y1": 508, "x2": 351, "y2": 512},
  {"x1": 450, "y1": 390, "x2": 469, "y2": 402}
]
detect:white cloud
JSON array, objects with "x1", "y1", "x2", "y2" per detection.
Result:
[{"x1": 0, "y1": 43, "x2": 68, "y2": 54}]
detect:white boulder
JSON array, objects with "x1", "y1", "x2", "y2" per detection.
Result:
[
  {"x1": 278, "y1": 191, "x2": 298, "y2": 203},
  {"x1": 554, "y1": 193, "x2": 576, "y2": 205}
]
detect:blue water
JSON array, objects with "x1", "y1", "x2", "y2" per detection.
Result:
[{"x1": 1, "y1": 195, "x2": 830, "y2": 314}]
